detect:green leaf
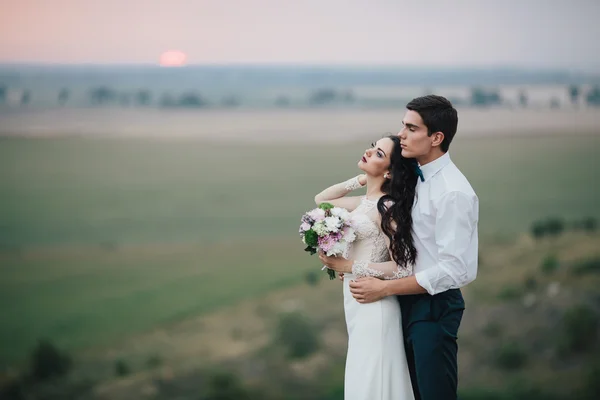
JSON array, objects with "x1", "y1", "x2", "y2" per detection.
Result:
[
  {"x1": 304, "y1": 246, "x2": 316, "y2": 255},
  {"x1": 304, "y1": 229, "x2": 318, "y2": 247},
  {"x1": 318, "y1": 202, "x2": 334, "y2": 211}
]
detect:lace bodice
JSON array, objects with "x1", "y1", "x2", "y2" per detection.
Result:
[
  {"x1": 348, "y1": 196, "x2": 412, "y2": 280},
  {"x1": 347, "y1": 197, "x2": 389, "y2": 263}
]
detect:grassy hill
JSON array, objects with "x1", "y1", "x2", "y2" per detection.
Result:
[{"x1": 1, "y1": 132, "x2": 599, "y2": 399}]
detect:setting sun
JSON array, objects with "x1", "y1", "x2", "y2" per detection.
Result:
[{"x1": 159, "y1": 50, "x2": 187, "y2": 67}]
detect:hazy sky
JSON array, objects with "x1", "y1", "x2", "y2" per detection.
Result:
[{"x1": 1, "y1": 0, "x2": 599, "y2": 70}]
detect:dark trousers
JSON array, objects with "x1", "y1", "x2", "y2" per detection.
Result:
[{"x1": 400, "y1": 289, "x2": 465, "y2": 400}]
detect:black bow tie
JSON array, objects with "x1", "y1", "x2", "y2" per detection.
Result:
[{"x1": 414, "y1": 164, "x2": 425, "y2": 182}]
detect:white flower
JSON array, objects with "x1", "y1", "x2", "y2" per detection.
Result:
[
  {"x1": 313, "y1": 221, "x2": 328, "y2": 236},
  {"x1": 300, "y1": 222, "x2": 311, "y2": 232},
  {"x1": 324, "y1": 216, "x2": 341, "y2": 232},
  {"x1": 331, "y1": 207, "x2": 350, "y2": 220},
  {"x1": 342, "y1": 228, "x2": 356, "y2": 243},
  {"x1": 328, "y1": 241, "x2": 347, "y2": 256}
]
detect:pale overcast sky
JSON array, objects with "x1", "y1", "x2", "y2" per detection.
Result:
[{"x1": 1, "y1": 0, "x2": 599, "y2": 70}]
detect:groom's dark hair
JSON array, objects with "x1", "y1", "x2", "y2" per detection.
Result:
[{"x1": 406, "y1": 95, "x2": 458, "y2": 152}]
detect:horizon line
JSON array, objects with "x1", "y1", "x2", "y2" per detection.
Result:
[{"x1": 0, "y1": 61, "x2": 595, "y2": 74}]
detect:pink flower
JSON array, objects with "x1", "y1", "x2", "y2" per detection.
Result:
[
  {"x1": 318, "y1": 234, "x2": 336, "y2": 253},
  {"x1": 308, "y1": 208, "x2": 326, "y2": 222}
]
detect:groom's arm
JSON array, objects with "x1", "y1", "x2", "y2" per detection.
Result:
[
  {"x1": 413, "y1": 191, "x2": 478, "y2": 296},
  {"x1": 350, "y1": 191, "x2": 478, "y2": 301}
]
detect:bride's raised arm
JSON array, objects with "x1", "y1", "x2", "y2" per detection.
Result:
[{"x1": 314, "y1": 175, "x2": 366, "y2": 212}]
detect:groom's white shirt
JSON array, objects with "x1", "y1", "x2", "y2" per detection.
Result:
[{"x1": 412, "y1": 152, "x2": 479, "y2": 296}]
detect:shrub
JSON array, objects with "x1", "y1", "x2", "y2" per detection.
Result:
[
  {"x1": 304, "y1": 270, "x2": 320, "y2": 286},
  {"x1": 30, "y1": 339, "x2": 71, "y2": 381},
  {"x1": 531, "y1": 218, "x2": 565, "y2": 239},
  {"x1": 115, "y1": 359, "x2": 130, "y2": 377},
  {"x1": 540, "y1": 254, "x2": 559, "y2": 274},
  {"x1": 558, "y1": 305, "x2": 598, "y2": 355},
  {"x1": 494, "y1": 342, "x2": 527, "y2": 370},
  {"x1": 581, "y1": 362, "x2": 600, "y2": 400},
  {"x1": 524, "y1": 275, "x2": 537, "y2": 290},
  {"x1": 572, "y1": 257, "x2": 600, "y2": 275},
  {"x1": 497, "y1": 285, "x2": 522, "y2": 301},
  {"x1": 275, "y1": 312, "x2": 320, "y2": 359},
  {"x1": 573, "y1": 217, "x2": 598, "y2": 233},
  {"x1": 146, "y1": 354, "x2": 162, "y2": 369},
  {"x1": 201, "y1": 370, "x2": 250, "y2": 400},
  {"x1": 482, "y1": 322, "x2": 502, "y2": 338}
]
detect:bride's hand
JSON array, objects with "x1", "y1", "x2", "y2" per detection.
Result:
[{"x1": 319, "y1": 253, "x2": 353, "y2": 273}]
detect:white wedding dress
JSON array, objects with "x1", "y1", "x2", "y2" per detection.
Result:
[{"x1": 342, "y1": 196, "x2": 415, "y2": 400}]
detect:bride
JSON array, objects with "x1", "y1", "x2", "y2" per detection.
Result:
[{"x1": 314, "y1": 135, "x2": 418, "y2": 400}]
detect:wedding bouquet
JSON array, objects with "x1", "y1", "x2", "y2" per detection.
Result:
[{"x1": 299, "y1": 202, "x2": 357, "y2": 279}]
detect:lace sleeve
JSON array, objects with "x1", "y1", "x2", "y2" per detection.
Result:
[
  {"x1": 352, "y1": 260, "x2": 413, "y2": 280},
  {"x1": 343, "y1": 176, "x2": 363, "y2": 191},
  {"x1": 314, "y1": 176, "x2": 365, "y2": 205}
]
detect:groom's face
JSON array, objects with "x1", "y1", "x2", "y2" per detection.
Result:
[{"x1": 398, "y1": 110, "x2": 433, "y2": 159}]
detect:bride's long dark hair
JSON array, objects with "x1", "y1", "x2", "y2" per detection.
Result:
[{"x1": 377, "y1": 135, "x2": 418, "y2": 268}]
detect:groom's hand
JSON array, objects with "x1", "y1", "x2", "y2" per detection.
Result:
[{"x1": 349, "y1": 277, "x2": 388, "y2": 303}]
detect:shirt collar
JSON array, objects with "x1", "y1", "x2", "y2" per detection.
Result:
[{"x1": 419, "y1": 152, "x2": 451, "y2": 182}]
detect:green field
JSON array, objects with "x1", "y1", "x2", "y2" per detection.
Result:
[{"x1": 1, "y1": 133, "x2": 599, "y2": 366}]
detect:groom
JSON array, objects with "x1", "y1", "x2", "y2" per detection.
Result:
[{"x1": 321, "y1": 95, "x2": 478, "y2": 400}]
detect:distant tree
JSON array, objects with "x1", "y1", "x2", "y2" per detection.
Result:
[
  {"x1": 21, "y1": 89, "x2": 32, "y2": 106},
  {"x1": 159, "y1": 94, "x2": 177, "y2": 107},
  {"x1": 586, "y1": 85, "x2": 600, "y2": 106},
  {"x1": 518, "y1": 90, "x2": 528, "y2": 108},
  {"x1": 275, "y1": 95, "x2": 290, "y2": 107},
  {"x1": 57, "y1": 88, "x2": 69, "y2": 106},
  {"x1": 177, "y1": 92, "x2": 207, "y2": 108},
  {"x1": 118, "y1": 93, "x2": 132, "y2": 106},
  {"x1": 134, "y1": 90, "x2": 152, "y2": 106},
  {"x1": 0, "y1": 85, "x2": 6, "y2": 104},
  {"x1": 342, "y1": 89, "x2": 355, "y2": 103},
  {"x1": 89, "y1": 86, "x2": 117, "y2": 105},
  {"x1": 470, "y1": 87, "x2": 502, "y2": 107},
  {"x1": 160, "y1": 92, "x2": 208, "y2": 108},
  {"x1": 568, "y1": 84, "x2": 580, "y2": 106},
  {"x1": 309, "y1": 88, "x2": 338, "y2": 105},
  {"x1": 549, "y1": 97, "x2": 561, "y2": 109},
  {"x1": 221, "y1": 95, "x2": 240, "y2": 108}
]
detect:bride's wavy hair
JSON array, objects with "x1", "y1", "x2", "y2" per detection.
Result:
[{"x1": 377, "y1": 135, "x2": 418, "y2": 268}]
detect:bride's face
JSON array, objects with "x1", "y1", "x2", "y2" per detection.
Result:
[{"x1": 357, "y1": 138, "x2": 394, "y2": 177}]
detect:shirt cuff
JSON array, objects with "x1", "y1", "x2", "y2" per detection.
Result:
[
  {"x1": 415, "y1": 268, "x2": 458, "y2": 296},
  {"x1": 414, "y1": 271, "x2": 436, "y2": 296}
]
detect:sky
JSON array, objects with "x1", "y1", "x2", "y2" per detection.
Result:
[{"x1": 1, "y1": 0, "x2": 599, "y2": 70}]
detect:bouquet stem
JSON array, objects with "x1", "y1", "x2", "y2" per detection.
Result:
[{"x1": 327, "y1": 269, "x2": 336, "y2": 280}]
